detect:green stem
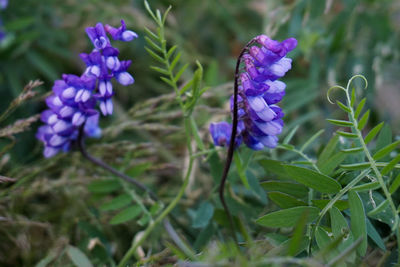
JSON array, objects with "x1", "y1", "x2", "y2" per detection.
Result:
[
  {"x1": 117, "y1": 158, "x2": 194, "y2": 267},
  {"x1": 344, "y1": 86, "x2": 399, "y2": 232},
  {"x1": 315, "y1": 168, "x2": 370, "y2": 228},
  {"x1": 121, "y1": 181, "x2": 152, "y2": 219}
]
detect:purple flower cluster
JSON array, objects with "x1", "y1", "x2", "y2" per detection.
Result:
[
  {"x1": 37, "y1": 20, "x2": 137, "y2": 158},
  {"x1": 0, "y1": 0, "x2": 8, "y2": 42},
  {"x1": 210, "y1": 35, "x2": 297, "y2": 150}
]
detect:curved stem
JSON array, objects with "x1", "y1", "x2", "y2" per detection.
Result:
[
  {"x1": 219, "y1": 40, "x2": 256, "y2": 243},
  {"x1": 78, "y1": 127, "x2": 157, "y2": 200},
  {"x1": 77, "y1": 126, "x2": 194, "y2": 262},
  {"x1": 118, "y1": 158, "x2": 195, "y2": 267}
]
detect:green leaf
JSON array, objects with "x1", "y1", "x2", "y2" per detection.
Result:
[
  {"x1": 317, "y1": 134, "x2": 339, "y2": 166},
  {"x1": 100, "y1": 194, "x2": 131, "y2": 211},
  {"x1": 315, "y1": 226, "x2": 332, "y2": 250},
  {"x1": 326, "y1": 119, "x2": 353, "y2": 127},
  {"x1": 364, "y1": 122, "x2": 384, "y2": 145},
  {"x1": 194, "y1": 223, "x2": 215, "y2": 251},
  {"x1": 233, "y1": 152, "x2": 249, "y2": 189},
  {"x1": 367, "y1": 200, "x2": 389, "y2": 217},
  {"x1": 366, "y1": 218, "x2": 386, "y2": 251},
  {"x1": 109, "y1": 206, "x2": 142, "y2": 225},
  {"x1": 247, "y1": 171, "x2": 267, "y2": 203},
  {"x1": 340, "y1": 162, "x2": 370, "y2": 170},
  {"x1": 349, "y1": 191, "x2": 367, "y2": 256},
  {"x1": 256, "y1": 206, "x2": 319, "y2": 228},
  {"x1": 300, "y1": 129, "x2": 325, "y2": 152},
  {"x1": 337, "y1": 131, "x2": 358, "y2": 139},
  {"x1": 341, "y1": 147, "x2": 363, "y2": 154},
  {"x1": 373, "y1": 140, "x2": 400, "y2": 160},
  {"x1": 160, "y1": 77, "x2": 175, "y2": 87},
  {"x1": 319, "y1": 152, "x2": 347, "y2": 175},
  {"x1": 279, "y1": 144, "x2": 295, "y2": 151},
  {"x1": 144, "y1": 27, "x2": 159, "y2": 41},
  {"x1": 354, "y1": 98, "x2": 366, "y2": 119},
  {"x1": 66, "y1": 246, "x2": 93, "y2": 267},
  {"x1": 179, "y1": 79, "x2": 194, "y2": 96},
  {"x1": 88, "y1": 179, "x2": 121, "y2": 194},
  {"x1": 144, "y1": 1, "x2": 157, "y2": 22},
  {"x1": 258, "y1": 159, "x2": 292, "y2": 180},
  {"x1": 26, "y1": 52, "x2": 58, "y2": 81},
  {"x1": 330, "y1": 207, "x2": 350, "y2": 237},
  {"x1": 312, "y1": 200, "x2": 348, "y2": 211},
  {"x1": 268, "y1": 192, "x2": 306, "y2": 209},
  {"x1": 150, "y1": 66, "x2": 169, "y2": 75},
  {"x1": 389, "y1": 173, "x2": 400, "y2": 194},
  {"x1": 6, "y1": 17, "x2": 35, "y2": 31},
  {"x1": 260, "y1": 181, "x2": 308, "y2": 198},
  {"x1": 174, "y1": 64, "x2": 188, "y2": 83},
  {"x1": 126, "y1": 162, "x2": 152, "y2": 177},
  {"x1": 35, "y1": 253, "x2": 57, "y2": 267},
  {"x1": 283, "y1": 125, "x2": 299, "y2": 144},
  {"x1": 350, "y1": 87, "x2": 356, "y2": 107},
  {"x1": 375, "y1": 124, "x2": 392, "y2": 152},
  {"x1": 169, "y1": 51, "x2": 182, "y2": 72},
  {"x1": 162, "y1": 5, "x2": 172, "y2": 24},
  {"x1": 336, "y1": 100, "x2": 351, "y2": 113},
  {"x1": 381, "y1": 154, "x2": 400, "y2": 176},
  {"x1": 144, "y1": 36, "x2": 162, "y2": 52},
  {"x1": 145, "y1": 47, "x2": 164, "y2": 64},
  {"x1": 192, "y1": 201, "x2": 214, "y2": 229},
  {"x1": 137, "y1": 214, "x2": 151, "y2": 226},
  {"x1": 283, "y1": 165, "x2": 341, "y2": 194},
  {"x1": 353, "y1": 181, "x2": 380, "y2": 192},
  {"x1": 287, "y1": 210, "x2": 309, "y2": 256},
  {"x1": 357, "y1": 110, "x2": 370, "y2": 130},
  {"x1": 167, "y1": 45, "x2": 178, "y2": 59}
]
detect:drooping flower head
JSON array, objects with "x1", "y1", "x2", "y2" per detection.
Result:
[
  {"x1": 37, "y1": 20, "x2": 138, "y2": 157},
  {"x1": 210, "y1": 35, "x2": 297, "y2": 150}
]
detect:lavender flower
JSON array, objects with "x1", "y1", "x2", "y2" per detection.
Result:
[
  {"x1": 210, "y1": 35, "x2": 297, "y2": 150},
  {"x1": 37, "y1": 20, "x2": 137, "y2": 157},
  {"x1": 0, "y1": 0, "x2": 7, "y2": 9},
  {"x1": 0, "y1": 0, "x2": 8, "y2": 42}
]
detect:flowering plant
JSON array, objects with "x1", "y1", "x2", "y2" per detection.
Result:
[{"x1": 36, "y1": 21, "x2": 137, "y2": 157}]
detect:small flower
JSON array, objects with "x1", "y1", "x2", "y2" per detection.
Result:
[
  {"x1": 114, "y1": 60, "x2": 134, "y2": 86},
  {"x1": 86, "y1": 23, "x2": 110, "y2": 50},
  {"x1": 105, "y1": 20, "x2": 138, "y2": 42},
  {"x1": 210, "y1": 35, "x2": 297, "y2": 150},
  {"x1": 209, "y1": 121, "x2": 244, "y2": 147}
]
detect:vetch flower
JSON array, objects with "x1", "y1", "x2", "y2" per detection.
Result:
[
  {"x1": 37, "y1": 20, "x2": 137, "y2": 157},
  {"x1": 105, "y1": 20, "x2": 138, "y2": 42},
  {"x1": 210, "y1": 35, "x2": 297, "y2": 150}
]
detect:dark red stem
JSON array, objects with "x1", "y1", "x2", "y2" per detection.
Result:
[{"x1": 219, "y1": 39, "x2": 256, "y2": 243}]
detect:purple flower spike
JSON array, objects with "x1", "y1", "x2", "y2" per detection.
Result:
[
  {"x1": 37, "y1": 20, "x2": 138, "y2": 157},
  {"x1": 0, "y1": 0, "x2": 7, "y2": 9},
  {"x1": 105, "y1": 20, "x2": 138, "y2": 42},
  {"x1": 209, "y1": 35, "x2": 297, "y2": 150}
]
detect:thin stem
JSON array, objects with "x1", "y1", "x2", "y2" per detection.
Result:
[
  {"x1": 315, "y1": 168, "x2": 370, "y2": 228},
  {"x1": 77, "y1": 127, "x2": 194, "y2": 263},
  {"x1": 117, "y1": 158, "x2": 195, "y2": 267},
  {"x1": 78, "y1": 127, "x2": 157, "y2": 200},
  {"x1": 219, "y1": 39, "x2": 256, "y2": 243}
]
